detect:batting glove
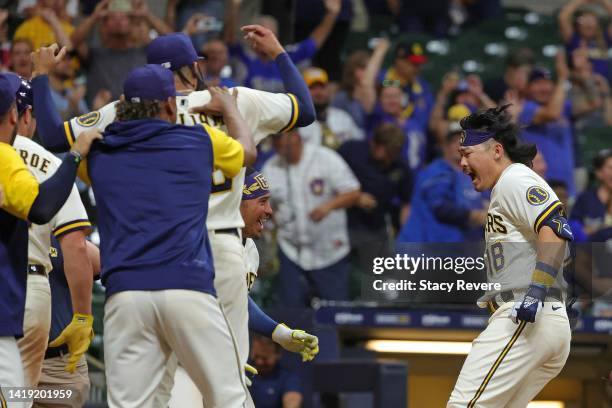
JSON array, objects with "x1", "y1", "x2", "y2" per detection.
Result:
[
  {"x1": 510, "y1": 285, "x2": 546, "y2": 324},
  {"x1": 271, "y1": 323, "x2": 319, "y2": 362},
  {"x1": 48, "y1": 313, "x2": 94, "y2": 373},
  {"x1": 245, "y1": 363, "x2": 258, "y2": 387}
]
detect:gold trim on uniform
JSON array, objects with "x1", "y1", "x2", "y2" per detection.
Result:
[
  {"x1": 279, "y1": 93, "x2": 299, "y2": 133},
  {"x1": 0, "y1": 387, "x2": 7, "y2": 408},
  {"x1": 64, "y1": 121, "x2": 75, "y2": 146},
  {"x1": 467, "y1": 321, "x2": 527, "y2": 407},
  {"x1": 53, "y1": 220, "x2": 92, "y2": 237},
  {"x1": 534, "y1": 201, "x2": 562, "y2": 232}
]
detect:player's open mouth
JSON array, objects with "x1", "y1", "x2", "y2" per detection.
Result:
[{"x1": 257, "y1": 216, "x2": 269, "y2": 229}]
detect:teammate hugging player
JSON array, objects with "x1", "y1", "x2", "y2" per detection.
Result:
[
  {"x1": 30, "y1": 26, "x2": 314, "y2": 407},
  {"x1": 447, "y1": 105, "x2": 573, "y2": 407}
]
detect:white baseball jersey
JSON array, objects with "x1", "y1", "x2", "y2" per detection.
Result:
[
  {"x1": 63, "y1": 87, "x2": 299, "y2": 230},
  {"x1": 13, "y1": 136, "x2": 91, "y2": 272},
  {"x1": 244, "y1": 238, "x2": 259, "y2": 292},
  {"x1": 263, "y1": 143, "x2": 360, "y2": 270},
  {"x1": 480, "y1": 163, "x2": 568, "y2": 303}
]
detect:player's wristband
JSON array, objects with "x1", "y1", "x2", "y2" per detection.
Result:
[
  {"x1": 531, "y1": 261, "x2": 558, "y2": 287},
  {"x1": 271, "y1": 323, "x2": 293, "y2": 344},
  {"x1": 69, "y1": 150, "x2": 83, "y2": 164}
]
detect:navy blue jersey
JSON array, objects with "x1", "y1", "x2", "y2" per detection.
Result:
[
  {"x1": 88, "y1": 119, "x2": 223, "y2": 298},
  {"x1": 0, "y1": 211, "x2": 28, "y2": 337},
  {"x1": 250, "y1": 366, "x2": 302, "y2": 408}
]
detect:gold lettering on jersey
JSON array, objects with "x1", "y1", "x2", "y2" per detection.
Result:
[
  {"x1": 18, "y1": 149, "x2": 52, "y2": 174},
  {"x1": 485, "y1": 213, "x2": 507, "y2": 234}
]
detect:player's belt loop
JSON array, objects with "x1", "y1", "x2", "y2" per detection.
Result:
[{"x1": 28, "y1": 264, "x2": 48, "y2": 278}]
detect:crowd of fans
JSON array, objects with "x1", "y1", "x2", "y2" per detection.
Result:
[{"x1": 0, "y1": 0, "x2": 611, "y2": 313}]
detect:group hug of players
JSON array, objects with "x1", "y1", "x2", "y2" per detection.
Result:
[{"x1": 0, "y1": 26, "x2": 575, "y2": 408}]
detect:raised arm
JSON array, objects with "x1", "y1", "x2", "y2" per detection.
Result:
[
  {"x1": 223, "y1": 0, "x2": 241, "y2": 45},
  {"x1": 356, "y1": 38, "x2": 390, "y2": 114},
  {"x1": 598, "y1": 0, "x2": 612, "y2": 38},
  {"x1": 39, "y1": 8, "x2": 72, "y2": 49},
  {"x1": 310, "y1": 0, "x2": 341, "y2": 49},
  {"x1": 132, "y1": 0, "x2": 172, "y2": 37},
  {"x1": 241, "y1": 24, "x2": 315, "y2": 127},
  {"x1": 558, "y1": 0, "x2": 584, "y2": 42},
  {"x1": 532, "y1": 52, "x2": 570, "y2": 124},
  {"x1": 71, "y1": 0, "x2": 110, "y2": 58},
  {"x1": 31, "y1": 45, "x2": 73, "y2": 152}
]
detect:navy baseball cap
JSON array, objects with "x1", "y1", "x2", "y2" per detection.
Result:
[
  {"x1": 0, "y1": 73, "x2": 22, "y2": 116},
  {"x1": 146, "y1": 33, "x2": 204, "y2": 71},
  {"x1": 528, "y1": 67, "x2": 552, "y2": 83},
  {"x1": 123, "y1": 64, "x2": 176, "y2": 102}
]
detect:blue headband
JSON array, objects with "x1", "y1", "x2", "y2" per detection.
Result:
[
  {"x1": 242, "y1": 171, "x2": 270, "y2": 200},
  {"x1": 460, "y1": 129, "x2": 493, "y2": 147}
]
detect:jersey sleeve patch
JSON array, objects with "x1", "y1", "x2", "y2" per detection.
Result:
[
  {"x1": 526, "y1": 185, "x2": 550, "y2": 206},
  {"x1": 76, "y1": 111, "x2": 102, "y2": 128}
]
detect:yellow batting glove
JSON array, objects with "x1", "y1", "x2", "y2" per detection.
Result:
[
  {"x1": 272, "y1": 323, "x2": 320, "y2": 362},
  {"x1": 245, "y1": 363, "x2": 258, "y2": 386},
  {"x1": 48, "y1": 313, "x2": 94, "y2": 373}
]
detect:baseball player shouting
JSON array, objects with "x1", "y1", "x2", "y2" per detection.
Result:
[
  {"x1": 448, "y1": 105, "x2": 572, "y2": 407},
  {"x1": 168, "y1": 168, "x2": 320, "y2": 408},
  {"x1": 31, "y1": 27, "x2": 315, "y2": 396},
  {"x1": 11, "y1": 74, "x2": 94, "y2": 391}
]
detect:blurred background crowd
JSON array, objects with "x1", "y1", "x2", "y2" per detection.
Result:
[
  {"x1": 1, "y1": 0, "x2": 611, "y2": 405},
  {"x1": 1, "y1": 0, "x2": 611, "y2": 310}
]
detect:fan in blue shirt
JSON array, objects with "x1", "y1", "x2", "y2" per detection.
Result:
[
  {"x1": 249, "y1": 335, "x2": 303, "y2": 408},
  {"x1": 397, "y1": 127, "x2": 487, "y2": 243},
  {"x1": 224, "y1": 0, "x2": 342, "y2": 92}
]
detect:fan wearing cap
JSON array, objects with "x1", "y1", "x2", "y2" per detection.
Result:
[
  {"x1": 240, "y1": 168, "x2": 318, "y2": 365},
  {"x1": 513, "y1": 54, "x2": 575, "y2": 197},
  {"x1": 378, "y1": 41, "x2": 434, "y2": 129},
  {"x1": 31, "y1": 31, "x2": 315, "y2": 397},
  {"x1": 84, "y1": 64, "x2": 253, "y2": 407},
  {"x1": 448, "y1": 105, "x2": 573, "y2": 407},
  {"x1": 11, "y1": 74, "x2": 95, "y2": 384},
  {"x1": 299, "y1": 67, "x2": 364, "y2": 149},
  {"x1": 0, "y1": 72, "x2": 99, "y2": 398}
]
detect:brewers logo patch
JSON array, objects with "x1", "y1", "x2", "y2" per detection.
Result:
[
  {"x1": 76, "y1": 111, "x2": 101, "y2": 127},
  {"x1": 310, "y1": 178, "x2": 325, "y2": 196},
  {"x1": 526, "y1": 186, "x2": 549, "y2": 206}
]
